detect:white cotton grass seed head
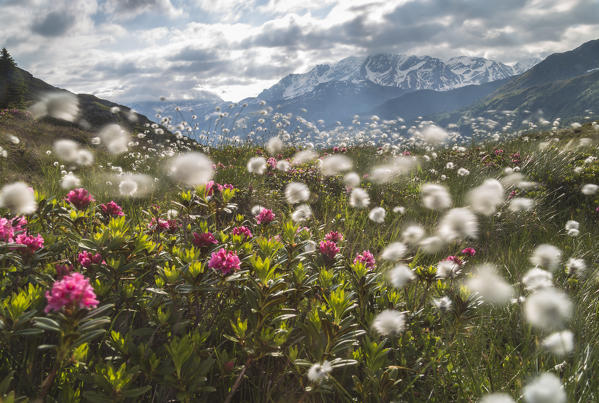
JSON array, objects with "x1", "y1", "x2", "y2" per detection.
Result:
[
  {"x1": 479, "y1": 393, "x2": 516, "y2": 403},
  {"x1": 524, "y1": 288, "x2": 573, "y2": 331},
  {"x1": 437, "y1": 208, "x2": 478, "y2": 242},
  {"x1": 457, "y1": 167, "x2": 470, "y2": 176},
  {"x1": 522, "y1": 372, "x2": 566, "y2": 403},
  {"x1": 75, "y1": 149, "x2": 94, "y2": 166},
  {"x1": 344, "y1": 172, "x2": 361, "y2": 187},
  {"x1": 350, "y1": 188, "x2": 370, "y2": 208},
  {"x1": 166, "y1": 209, "x2": 178, "y2": 219},
  {"x1": 119, "y1": 179, "x2": 138, "y2": 196},
  {"x1": 307, "y1": 361, "x2": 332, "y2": 383},
  {"x1": 266, "y1": 136, "x2": 283, "y2": 155},
  {"x1": 432, "y1": 296, "x2": 452, "y2": 312},
  {"x1": 564, "y1": 220, "x2": 579, "y2": 231},
  {"x1": 465, "y1": 264, "x2": 514, "y2": 305},
  {"x1": 541, "y1": 330, "x2": 574, "y2": 357},
  {"x1": 381, "y1": 242, "x2": 407, "y2": 261},
  {"x1": 276, "y1": 160, "x2": 290, "y2": 172},
  {"x1": 530, "y1": 244, "x2": 562, "y2": 272},
  {"x1": 166, "y1": 152, "x2": 213, "y2": 187},
  {"x1": 421, "y1": 183, "x2": 451, "y2": 210},
  {"x1": 29, "y1": 91, "x2": 79, "y2": 122},
  {"x1": 60, "y1": 173, "x2": 81, "y2": 190},
  {"x1": 0, "y1": 182, "x2": 37, "y2": 215},
  {"x1": 565, "y1": 258, "x2": 586, "y2": 276},
  {"x1": 321, "y1": 155, "x2": 352, "y2": 176},
  {"x1": 402, "y1": 224, "x2": 425, "y2": 245},
  {"x1": 581, "y1": 183, "x2": 599, "y2": 195},
  {"x1": 368, "y1": 207, "x2": 386, "y2": 223},
  {"x1": 388, "y1": 264, "x2": 415, "y2": 289},
  {"x1": 372, "y1": 310, "x2": 406, "y2": 336},
  {"x1": 420, "y1": 124, "x2": 448, "y2": 145},
  {"x1": 251, "y1": 205, "x2": 264, "y2": 215},
  {"x1": 292, "y1": 149, "x2": 317, "y2": 165},
  {"x1": 53, "y1": 139, "x2": 80, "y2": 163},
  {"x1": 292, "y1": 204, "x2": 312, "y2": 223},
  {"x1": 509, "y1": 197, "x2": 535, "y2": 212},
  {"x1": 7, "y1": 134, "x2": 19, "y2": 144},
  {"x1": 247, "y1": 157, "x2": 267, "y2": 174},
  {"x1": 522, "y1": 268, "x2": 554, "y2": 292},
  {"x1": 304, "y1": 240, "x2": 317, "y2": 253},
  {"x1": 419, "y1": 236, "x2": 445, "y2": 254},
  {"x1": 285, "y1": 182, "x2": 310, "y2": 204},
  {"x1": 436, "y1": 260, "x2": 461, "y2": 279},
  {"x1": 99, "y1": 124, "x2": 130, "y2": 155},
  {"x1": 393, "y1": 206, "x2": 406, "y2": 214},
  {"x1": 467, "y1": 179, "x2": 504, "y2": 216},
  {"x1": 370, "y1": 156, "x2": 418, "y2": 184}
]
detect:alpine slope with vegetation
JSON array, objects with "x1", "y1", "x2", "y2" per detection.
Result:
[{"x1": 2, "y1": 65, "x2": 599, "y2": 402}]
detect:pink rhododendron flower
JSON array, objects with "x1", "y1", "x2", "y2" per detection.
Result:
[
  {"x1": 444, "y1": 255, "x2": 464, "y2": 266},
  {"x1": 266, "y1": 157, "x2": 277, "y2": 169},
  {"x1": 78, "y1": 251, "x2": 104, "y2": 268},
  {"x1": 232, "y1": 226, "x2": 253, "y2": 239},
  {"x1": 192, "y1": 231, "x2": 218, "y2": 248},
  {"x1": 325, "y1": 231, "x2": 344, "y2": 243},
  {"x1": 208, "y1": 248, "x2": 241, "y2": 275},
  {"x1": 45, "y1": 272, "x2": 99, "y2": 313},
  {"x1": 99, "y1": 201, "x2": 124, "y2": 217},
  {"x1": 461, "y1": 248, "x2": 476, "y2": 256},
  {"x1": 354, "y1": 250, "x2": 376, "y2": 269},
  {"x1": 65, "y1": 188, "x2": 94, "y2": 210},
  {"x1": 256, "y1": 208, "x2": 275, "y2": 224},
  {"x1": 15, "y1": 233, "x2": 44, "y2": 252},
  {"x1": 319, "y1": 240, "x2": 340, "y2": 260}
]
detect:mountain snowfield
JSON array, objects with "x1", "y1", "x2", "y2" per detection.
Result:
[{"x1": 259, "y1": 53, "x2": 531, "y2": 101}]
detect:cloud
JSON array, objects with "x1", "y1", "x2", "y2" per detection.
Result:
[
  {"x1": 31, "y1": 11, "x2": 77, "y2": 37},
  {"x1": 104, "y1": 0, "x2": 183, "y2": 19}
]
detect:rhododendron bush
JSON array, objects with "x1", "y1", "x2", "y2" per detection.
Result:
[{"x1": 1, "y1": 120, "x2": 599, "y2": 402}]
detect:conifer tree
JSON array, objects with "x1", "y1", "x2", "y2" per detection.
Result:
[{"x1": 0, "y1": 47, "x2": 25, "y2": 108}]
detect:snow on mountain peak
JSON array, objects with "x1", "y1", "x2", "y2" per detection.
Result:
[{"x1": 260, "y1": 53, "x2": 521, "y2": 102}]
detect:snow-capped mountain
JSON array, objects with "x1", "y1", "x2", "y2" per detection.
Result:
[{"x1": 259, "y1": 53, "x2": 520, "y2": 102}]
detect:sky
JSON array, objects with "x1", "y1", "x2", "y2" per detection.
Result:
[{"x1": 2, "y1": 0, "x2": 599, "y2": 104}]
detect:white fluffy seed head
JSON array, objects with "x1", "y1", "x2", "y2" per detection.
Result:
[
  {"x1": 465, "y1": 264, "x2": 514, "y2": 305},
  {"x1": 509, "y1": 197, "x2": 535, "y2": 212},
  {"x1": 522, "y1": 268, "x2": 553, "y2": 291},
  {"x1": 421, "y1": 183, "x2": 451, "y2": 210},
  {"x1": 436, "y1": 260, "x2": 461, "y2": 279},
  {"x1": 30, "y1": 92, "x2": 79, "y2": 122},
  {"x1": 60, "y1": 173, "x2": 81, "y2": 190},
  {"x1": 524, "y1": 288, "x2": 572, "y2": 331},
  {"x1": 565, "y1": 258, "x2": 586, "y2": 276},
  {"x1": 419, "y1": 236, "x2": 445, "y2": 254},
  {"x1": 343, "y1": 172, "x2": 361, "y2": 187},
  {"x1": 522, "y1": 373, "x2": 566, "y2": 403},
  {"x1": 75, "y1": 149, "x2": 94, "y2": 166},
  {"x1": 307, "y1": 361, "x2": 332, "y2": 383},
  {"x1": 53, "y1": 139, "x2": 80, "y2": 163},
  {"x1": 349, "y1": 188, "x2": 370, "y2": 209},
  {"x1": 370, "y1": 156, "x2": 418, "y2": 184},
  {"x1": 266, "y1": 137, "x2": 284, "y2": 155},
  {"x1": 119, "y1": 179, "x2": 138, "y2": 196},
  {"x1": 420, "y1": 124, "x2": 448, "y2": 145},
  {"x1": 292, "y1": 149, "x2": 317, "y2": 165},
  {"x1": 581, "y1": 183, "x2": 599, "y2": 195},
  {"x1": 0, "y1": 182, "x2": 37, "y2": 215},
  {"x1": 388, "y1": 264, "x2": 415, "y2": 289},
  {"x1": 372, "y1": 310, "x2": 406, "y2": 336},
  {"x1": 467, "y1": 179, "x2": 504, "y2": 216},
  {"x1": 368, "y1": 207, "x2": 386, "y2": 223},
  {"x1": 479, "y1": 393, "x2": 516, "y2": 403},
  {"x1": 381, "y1": 242, "x2": 407, "y2": 261},
  {"x1": 247, "y1": 157, "x2": 267, "y2": 174},
  {"x1": 541, "y1": 330, "x2": 574, "y2": 356},
  {"x1": 166, "y1": 152, "x2": 214, "y2": 187},
  {"x1": 285, "y1": 182, "x2": 310, "y2": 204},
  {"x1": 402, "y1": 224, "x2": 425, "y2": 245},
  {"x1": 276, "y1": 160, "x2": 290, "y2": 172},
  {"x1": 321, "y1": 155, "x2": 353, "y2": 176},
  {"x1": 437, "y1": 208, "x2": 478, "y2": 242},
  {"x1": 530, "y1": 244, "x2": 562, "y2": 272},
  {"x1": 291, "y1": 204, "x2": 312, "y2": 223},
  {"x1": 99, "y1": 124, "x2": 130, "y2": 155}
]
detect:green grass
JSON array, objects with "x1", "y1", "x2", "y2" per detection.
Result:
[{"x1": 1, "y1": 109, "x2": 599, "y2": 402}]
